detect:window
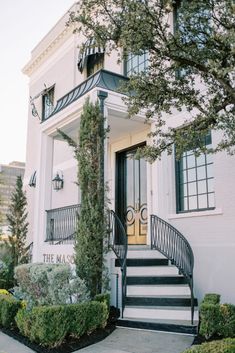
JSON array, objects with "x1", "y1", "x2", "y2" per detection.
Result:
[
  {"x1": 42, "y1": 87, "x2": 54, "y2": 120},
  {"x1": 87, "y1": 53, "x2": 104, "y2": 78},
  {"x1": 124, "y1": 52, "x2": 149, "y2": 77},
  {"x1": 176, "y1": 133, "x2": 215, "y2": 212}
]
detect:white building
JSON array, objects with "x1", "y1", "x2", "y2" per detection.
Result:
[{"x1": 23, "y1": 3, "x2": 235, "y2": 334}]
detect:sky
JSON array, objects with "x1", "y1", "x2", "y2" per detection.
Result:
[{"x1": 0, "y1": 0, "x2": 75, "y2": 165}]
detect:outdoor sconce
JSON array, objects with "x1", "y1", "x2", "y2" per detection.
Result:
[{"x1": 52, "y1": 171, "x2": 64, "y2": 191}]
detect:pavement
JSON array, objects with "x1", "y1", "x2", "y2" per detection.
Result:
[{"x1": 0, "y1": 327, "x2": 194, "y2": 353}]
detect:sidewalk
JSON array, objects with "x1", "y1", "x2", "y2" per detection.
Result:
[{"x1": 0, "y1": 328, "x2": 194, "y2": 353}]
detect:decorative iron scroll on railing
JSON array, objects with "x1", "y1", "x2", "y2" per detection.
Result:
[
  {"x1": 150, "y1": 214, "x2": 195, "y2": 324},
  {"x1": 108, "y1": 210, "x2": 128, "y2": 317},
  {"x1": 45, "y1": 204, "x2": 81, "y2": 244}
]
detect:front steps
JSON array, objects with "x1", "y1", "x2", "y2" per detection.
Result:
[{"x1": 116, "y1": 247, "x2": 198, "y2": 335}]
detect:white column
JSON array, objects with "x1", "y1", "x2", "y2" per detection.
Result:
[{"x1": 32, "y1": 132, "x2": 53, "y2": 262}]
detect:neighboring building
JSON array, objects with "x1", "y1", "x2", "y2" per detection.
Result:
[
  {"x1": 23, "y1": 3, "x2": 235, "y2": 334},
  {"x1": 0, "y1": 161, "x2": 25, "y2": 236}
]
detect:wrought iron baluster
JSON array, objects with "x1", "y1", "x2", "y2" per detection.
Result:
[
  {"x1": 108, "y1": 210, "x2": 127, "y2": 317},
  {"x1": 150, "y1": 214, "x2": 195, "y2": 324}
]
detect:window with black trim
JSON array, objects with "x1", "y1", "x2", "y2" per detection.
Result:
[
  {"x1": 176, "y1": 133, "x2": 215, "y2": 212},
  {"x1": 87, "y1": 53, "x2": 104, "y2": 78},
  {"x1": 42, "y1": 87, "x2": 54, "y2": 120},
  {"x1": 124, "y1": 52, "x2": 148, "y2": 77}
]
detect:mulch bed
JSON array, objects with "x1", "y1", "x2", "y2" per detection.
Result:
[
  {"x1": 1, "y1": 306, "x2": 119, "y2": 353},
  {"x1": 192, "y1": 334, "x2": 223, "y2": 346}
]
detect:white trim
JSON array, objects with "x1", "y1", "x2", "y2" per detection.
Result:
[{"x1": 167, "y1": 208, "x2": 223, "y2": 220}]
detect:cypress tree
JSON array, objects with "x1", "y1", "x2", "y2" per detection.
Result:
[
  {"x1": 5, "y1": 175, "x2": 29, "y2": 283},
  {"x1": 59, "y1": 98, "x2": 107, "y2": 297}
]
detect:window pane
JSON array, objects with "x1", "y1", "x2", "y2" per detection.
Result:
[
  {"x1": 183, "y1": 184, "x2": 187, "y2": 197},
  {"x1": 198, "y1": 194, "x2": 208, "y2": 209},
  {"x1": 208, "y1": 193, "x2": 215, "y2": 208},
  {"x1": 208, "y1": 178, "x2": 214, "y2": 193},
  {"x1": 187, "y1": 154, "x2": 196, "y2": 168},
  {"x1": 188, "y1": 196, "x2": 197, "y2": 210},
  {"x1": 180, "y1": 197, "x2": 188, "y2": 211},
  {"x1": 196, "y1": 154, "x2": 205, "y2": 166},
  {"x1": 198, "y1": 180, "x2": 207, "y2": 194},
  {"x1": 188, "y1": 182, "x2": 197, "y2": 196},
  {"x1": 207, "y1": 164, "x2": 213, "y2": 178},
  {"x1": 188, "y1": 168, "x2": 196, "y2": 182},
  {"x1": 197, "y1": 166, "x2": 206, "y2": 180}
]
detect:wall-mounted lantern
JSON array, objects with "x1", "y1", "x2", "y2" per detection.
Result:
[{"x1": 52, "y1": 171, "x2": 64, "y2": 191}]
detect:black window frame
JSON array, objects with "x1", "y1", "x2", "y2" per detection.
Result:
[
  {"x1": 124, "y1": 52, "x2": 149, "y2": 77},
  {"x1": 42, "y1": 86, "x2": 54, "y2": 121},
  {"x1": 175, "y1": 132, "x2": 215, "y2": 213}
]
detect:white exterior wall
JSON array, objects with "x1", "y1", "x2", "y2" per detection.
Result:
[{"x1": 23, "y1": 3, "x2": 235, "y2": 307}]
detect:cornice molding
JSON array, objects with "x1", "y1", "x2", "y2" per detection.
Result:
[{"x1": 22, "y1": 25, "x2": 76, "y2": 77}]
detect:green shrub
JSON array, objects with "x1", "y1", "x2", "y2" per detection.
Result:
[
  {"x1": 15, "y1": 300, "x2": 108, "y2": 347},
  {"x1": 67, "y1": 303, "x2": 88, "y2": 338},
  {"x1": 67, "y1": 301, "x2": 108, "y2": 338},
  {"x1": 219, "y1": 304, "x2": 235, "y2": 338},
  {"x1": 86, "y1": 301, "x2": 108, "y2": 333},
  {"x1": 200, "y1": 294, "x2": 235, "y2": 340},
  {"x1": 200, "y1": 303, "x2": 221, "y2": 339},
  {"x1": 30, "y1": 306, "x2": 69, "y2": 347},
  {"x1": 0, "y1": 294, "x2": 21, "y2": 328},
  {"x1": 15, "y1": 263, "x2": 89, "y2": 308},
  {"x1": 15, "y1": 308, "x2": 33, "y2": 337},
  {"x1": 16, "y1": 306, "x2": 69, "y2": 348},
  {"x1": 202, "y1": 293, "x2": 221, "y2": 305},
  {"x1": 182, "y1": 338, "x2": 235, "y2": 353},
  {"x1": 94, "y1": 293, "x2": 110, "y2": 309}
]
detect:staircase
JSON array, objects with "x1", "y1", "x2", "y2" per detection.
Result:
[
  {"x1": 116, "y1": 246, "x2": 198, "y2": 335},
  {"x1": 109, "y1": 211, "x2": 198, "y2": 335}
]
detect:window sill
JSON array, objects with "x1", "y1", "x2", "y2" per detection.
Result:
[{"x1": 167, "y1": 208, "x2": 223, "y2": 220}]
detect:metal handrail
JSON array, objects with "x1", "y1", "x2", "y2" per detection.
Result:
[
  {"x1": 108, "y1": 210, "x2": 128, "y2": 317},
  {"x1": 150, "y1": 214, "x2": 195, "y2": 324},
  {"x1": 45, "y1": 204, "x2": 81, "y2": 244}
]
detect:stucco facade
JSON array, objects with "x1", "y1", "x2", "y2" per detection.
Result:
[{"x1": 23, "y1": 2, "x2": 235, "y2": 328}]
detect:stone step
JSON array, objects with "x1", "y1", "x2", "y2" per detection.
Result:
[
  {"x1": 127, "y1": 266, "x2": 178, "y2": 276},
  {"x1": 126, "y1": 284, "x2": 190, "y2": 296},
  {"x1": 126, "y1": 275, "x2": 188, "y2": 285},
  {"x1": 125, "y1": 295, "x2": 198, "y2": 307},
  {"x1": 117, "y1": 318, "x2": 198, "y2": 335},
  {"x1": 123, "y1": 306, "x2": 199, "y2": 322},
  {"x1": 115, "y1": 258, "x2": 169, "y2": 267},
  {"x1": 127, "y1": 249, "x2": 165, "y2": 259}
]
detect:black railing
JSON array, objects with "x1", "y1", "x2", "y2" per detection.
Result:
[
  {"x1": 151, "y1": 214, "x2": 195, "y2": 324},
  {"x1": 108, "y1": 210, "x2": 128, "y2": 317},
  {"x1": 43, "y1": 69, "x2": 129, "y2": 121},
  {"x1": 45, "y1": 204, "x2": 80, "y2": 244}
]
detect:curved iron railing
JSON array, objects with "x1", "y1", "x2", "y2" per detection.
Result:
[
  {"x1": 108, "y1": 210, "x2": 127, "y2": 317},
  {"x1": 150, "y1": 214, "x2": 195, "y2": 324}
]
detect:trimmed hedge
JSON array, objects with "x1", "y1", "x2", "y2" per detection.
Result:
[
  {"x1": 200, "y1": 294, "x2": 235, "y2": 340},
  {"x1": 202, "y1": 293, "x2": 221, "y2": 305},
  {"x1": 183, "y1": 338, "x2": 235, "y2": 353},
  {"x1": 0, "y1": 294, "x2": 21, "y2": 328},
  {"x1": 94, "y1": 293, "x2": 110, "y2": 309},
  {"x1": 16, "y1": 300, "x2": 109, "y2": 347}
]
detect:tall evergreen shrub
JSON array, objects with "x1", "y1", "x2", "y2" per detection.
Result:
[{"x1": 59, "y1": 98, "x2": 107, "y2": 297}]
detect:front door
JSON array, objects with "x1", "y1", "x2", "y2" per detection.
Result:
[{"x1": 116, "y1": 146, "x2": 147, "y2": 245}]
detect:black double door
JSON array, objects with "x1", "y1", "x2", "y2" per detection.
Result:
[{"x1": 116, "y1": 146, "x2": 147, "y2": 244}]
